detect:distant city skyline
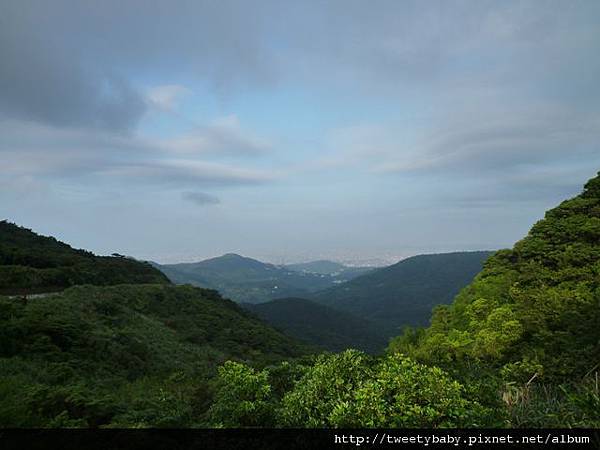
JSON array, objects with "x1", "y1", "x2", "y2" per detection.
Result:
[{"x1": 1, "y1": 1, "x2": 599, "y2": 264}]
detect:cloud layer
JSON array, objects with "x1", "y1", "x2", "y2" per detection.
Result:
[{"x1": 1, "y1": 0, "x2": 599, "y2": 261}]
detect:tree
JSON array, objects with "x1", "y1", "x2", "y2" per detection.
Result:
[{"x1": 208, "y1": 361, "x2": 274, "y2": 427}]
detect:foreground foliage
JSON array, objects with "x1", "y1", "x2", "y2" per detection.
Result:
[{"x1": 208, "y1": 350, "x2": 494, "y2": 427}]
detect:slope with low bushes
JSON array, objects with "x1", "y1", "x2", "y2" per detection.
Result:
[{"x1": 0, "y1": 284, "x2": 310, "y2": 427}]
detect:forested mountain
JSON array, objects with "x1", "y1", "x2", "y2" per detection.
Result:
[
  {"x1": 244, "y1": 298, "x2": 387, "y2": 354},
  {"x1": 284, "y1": 260, "x2": 373, "y2": 278},
  {"x1": 0, "y1": 284, "x2": 310, "y2": 427},
  {"x1": 156, "y1": 253, "x2": 361, "y2": 304},
  {"x1": 392, "y1": 172, "x2": 600, "y2": 381},
  {"x1": 0, "y1": 221, "x2": 169, "y2": 294},
  {"x1": 311, "y1": 251, "x2": 493, "y2": 336}
]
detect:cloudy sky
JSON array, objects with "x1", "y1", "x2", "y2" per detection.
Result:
[{"x1": 1, "y1": 0, "x2": 599, "y2": 264}]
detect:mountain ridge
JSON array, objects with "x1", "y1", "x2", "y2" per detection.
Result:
[
  {"x1": 0, "y1": 220, "x2": 170, "y2": 295},
  {"x1": 311, "y1": 250, "x2": 494, "y2": 336},
  {"x1": 155, "y1": 253, "x2": 371, "y2": 304}
]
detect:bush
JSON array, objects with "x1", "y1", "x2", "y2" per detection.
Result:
[
  {"x1": 280, "y1": 350, "x2": 372, "y2": 427},
  {"x1": 331, "y1": 354, "x2": 486, "y2": 427}
]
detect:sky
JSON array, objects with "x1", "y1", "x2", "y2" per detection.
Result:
[{"x1": 1, "y1": 0, "x2": 599, "y2": 265}]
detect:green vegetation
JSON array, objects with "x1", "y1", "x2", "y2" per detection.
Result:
[
  {"x1": 2, "y1": 172, "x2": 600, "y2": 428},
  {"x1": 0, "y1": 221, "x2": 169, "y2": 294},
  {"x1": 312, "y1": 251, "x2": 493, "y2": 337},
  {"x1": 208, "y1": 349, "x2": 491, "y2": 427},
  {"x1": 386, "y1": 172, "x2": 600, "y2": 427},
  {"x1": 0, "y1": 284, "x2": 309, "y2": 427},
  {"x1": 208, "y1": 361, "x2": 275, "y2": 427},
  {"x1": 244, "y1": 297, "x2": 387, "y2": 354}
]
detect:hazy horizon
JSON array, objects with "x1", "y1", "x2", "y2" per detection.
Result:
[
  {"x1": 1, "y1": 1, "x2": 599, "y2": 264},
  {"x1": 149, "y1": 247, "x2": 497, "y2": 267}
]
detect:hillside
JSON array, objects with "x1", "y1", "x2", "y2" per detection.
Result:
[
  {"x1": 396, "y1": 172, "x2": 600, "y2": 382},
  {"x1": 244, "y1": 297, "x2": 388, "y2": 354},
  {"x1": 312, "y1": 251, "x2": 493, "y2": 336},
  {"x1": 0, "y1": 284, "x2": 310, "y2": 427},
  {"x1": 157, "y1": 253, "x2": 352, "y2": 304},
  {"x1": 0, "y1": 221, "x2": 169, "y2": 294}
]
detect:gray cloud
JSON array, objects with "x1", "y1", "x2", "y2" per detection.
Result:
[
  {"x1": 312, "y1": 102, "x2": 600, "y2": 212},
  {"x1": 433, "y1": 165, "x2": 594, "y2": 210},
  {"x1": 98, "y1": 160, "x2": 273, "y2": 187},
  {"x1": 182, "y1": 191, "x2": 221, "y2": 206},
  {"x1": 0, "y1": 0, "x2": 278, "y2": 132},
  {"x1": 0, "y1": 4, "x2": 146, "y2": 132},
  {"x1": 2, "y1": 1, "x2": 599, "y2": 130},
  {"x1": 1, "y1": 0, "x2": 599, "y2": 262},
  {"x1": 0, "y1": 120, "x2": 275, "y2": 187},
  {"x1": 374, "y1": 111, "x2": 600, "y2": 174}
]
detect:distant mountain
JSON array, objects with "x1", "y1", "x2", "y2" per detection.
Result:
[
  {"x1": 156, "y1": 253, "x2": 360, "y2": 304},
  {"x1": 311, "y1": 251, "x2": 493, "y2": 337},
  {"x1": 285, "y1": 260, "x2": 373, "y2": 279},
  {"x1": 244, "y1": 297, "x2": 388, "y2": 354},
  {"x1": 0, "y1": 221, "x2": 169, "y2": 295}
]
